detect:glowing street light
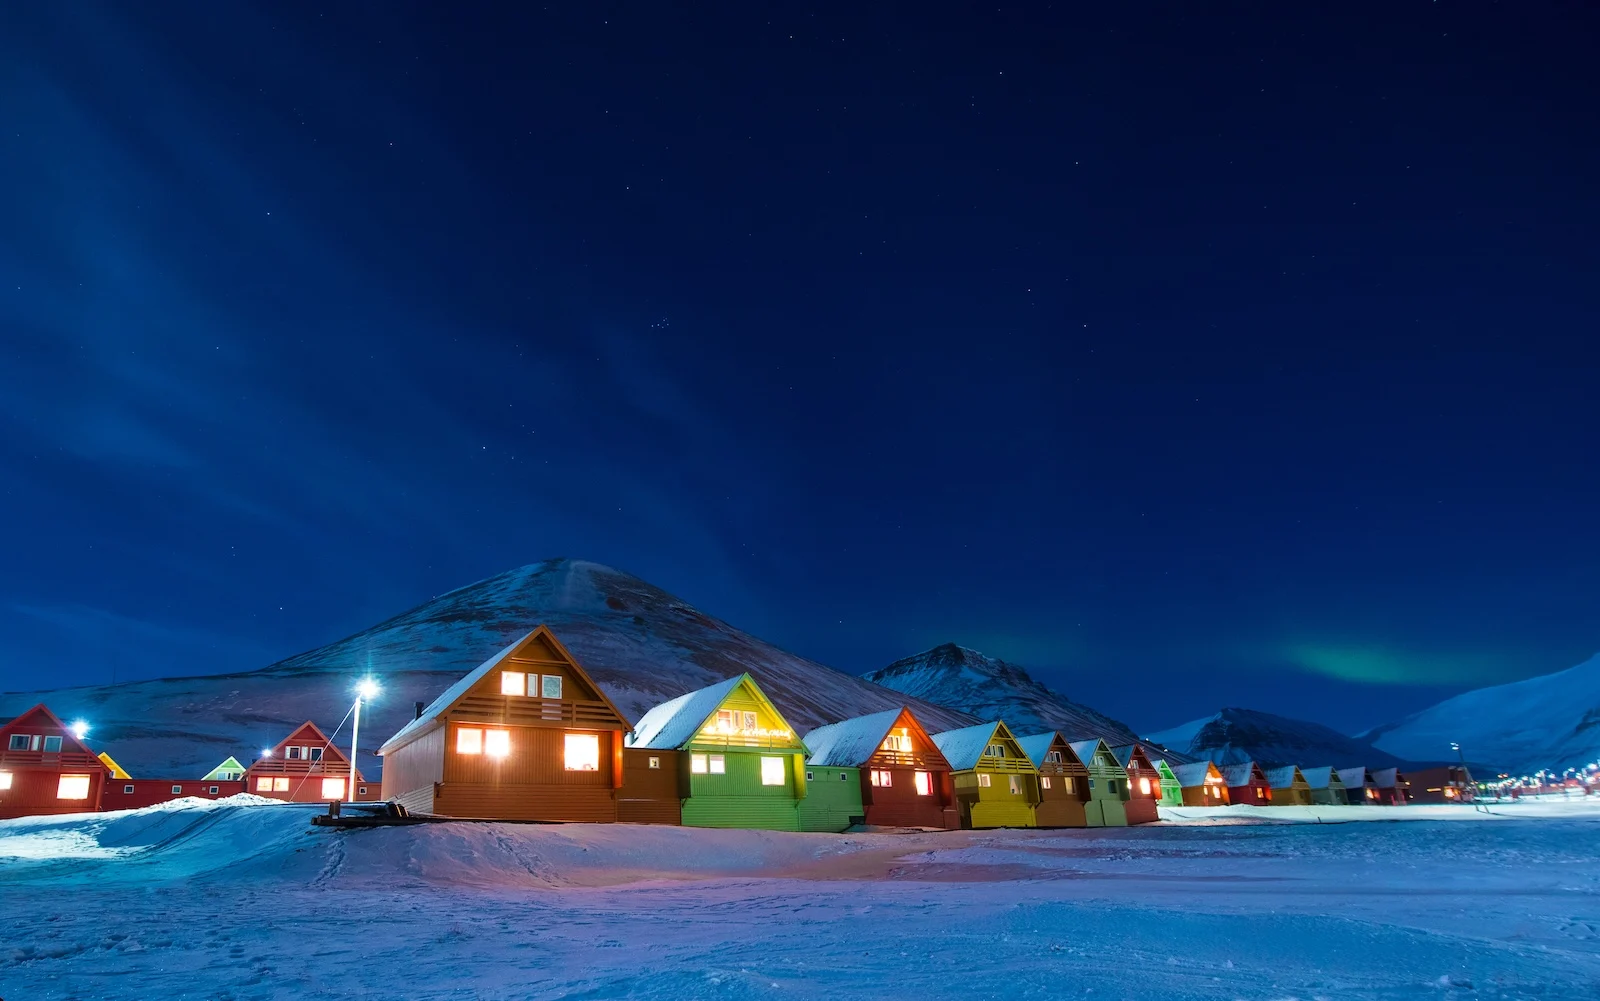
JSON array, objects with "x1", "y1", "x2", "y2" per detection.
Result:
[
  {"x1": 70, "y1": 720, "x2": 90, "y2": 740},
  {"x1": 349, "y1": 678, "x2": 381, "y2": 803}
]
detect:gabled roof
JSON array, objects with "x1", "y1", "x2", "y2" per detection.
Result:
[
  {"x1": 803, "y1": 707, "x2": 944, "y2": 769},
  {"x1": 1110, "y1": 743, "x2": 1156, "y2": 771},
  {"x1": 1371, "y1": 767, "x2": 1406, "y2": 789},
  {"x1": 1220, "y1": 762, "x2": 1264, "y2": 786},
  {"x1": 0, "y1": 704, "x2": 95, "y2": 757},
  {"x1": 627, "y1": 674, "x2": 801, "y2": 751},
  {"x1": 98, "y1": 751, "x2": 131, "y2": 780},
  {"x1": 1069, "y1": 738, "x2": 1117, "y2": 770},
  {"x1": 933, "y1": 721, "x2": 1025, "y2": 771},
  {"x1": 1152, "y1": 758, "x2": 1180, "y2": 780},
  {"x1": 1337, "y1": 766, "x2": 1370, "y2": 788},
  {"x1": 1017, "y1": 731, "x2": 1081, "y2": 769},
  {"x1": 1172, "y1": 761, "x2": 1220, "y2": 787},
  {"x1": 1265, "y1": 765, "x2": 1305, "y2": 789},
  {"x1": 203, "y1": 756, "x2": 247, "y2": 781},
  {"x1": 1300, "y1": 766, "x2": 1343, "y2": 790},
  {"x1": 383, "y1": 625, "x2": 630, "y2": 752}
]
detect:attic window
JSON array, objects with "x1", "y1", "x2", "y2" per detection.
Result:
[
  {"x1": 502, "y1": 671, "x2": 527, "y2": 696},
  {"x1": 309, "y1": 747, "x2": 323, "y2": 762},
  {"x1": 287, "y1": 746, "x2": 303, "y2": 760},
  {"x1": 914, "y1": 770, "x2": 932, "y2": 796},
  {"x1": 42, "y1": 735, "x2": 63, "y2": 753},
  {"x1": 1045, "y1": 751, "x2": 1062, "y2": 764},
  {"x1": 881, "y1": 728, "x2": 911, "y2": 752},
  {"x1": 6, "y1": 735, "x2": 28, "y2": 751},
  {"x1": 541, "y1": 675, "x2": 563, "y2": 699},
  {"x1": 983, "y1": 744, "x2": 1004, "y2": 758}
]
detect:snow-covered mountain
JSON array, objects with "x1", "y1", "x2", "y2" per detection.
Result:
[
  {"x1": 0, "y1": 559, "x2": 976, "y2": 779},
  {"x1": 1360, "y1": 652, "x2": 1600, "y2": 776},
  {"x1": 1146, "y1": 707, "x2": 1408, "y2": 770},
  {"x1": 862, "y1": 643, "x2": 1137, "y2": 744}
]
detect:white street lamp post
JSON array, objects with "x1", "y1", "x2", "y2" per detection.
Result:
[{"x1": 350, "y1": 678, "x2": 380, "y2": 803}]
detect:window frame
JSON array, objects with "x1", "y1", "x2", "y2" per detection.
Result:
[
  {"x1": 1041, "y1": 776, "x2": 1052, "y2": 790},
  {"x1": 42, "y1": 735, "x2": 63, "y2": 753},
  {"x1": 563, "y1": 733, "x2": 600, "y2": 772},
  {"x1": 123, "y1": 784, "x2": 135, "y2": 794},
  {"x1": 977, "y1": 773, "x2": 992, "y2": 788},
  {"x1": 6, "y1": 735, "x2": 28, "y2": 751},
  {"x1": 540, "y1": 674, "x2": 563, "y2": 699},
  {"x1": 690, "y1": 753, "x2": 708, "y2": 774},
  {"x1": 913, "y1": 770, "x2": 932, "y2": 796},
  {"x1": 56, "y1": 774, "x2": 92, "y2": 800},
  {"x1": 759, "y1": 756, "x2": 785, "y2": 786},
  {"x1": 708, "y1": 754, "x2": 726, "y2": 775},
  {"x1": 456, "y1": 726, "x2": 484, "y2": 755},
  {"x1": 171, "y1": 785, "x2": 183, "y2": 795},
  {"x1": 647, "y1": 756, "x2": 661, "y2": 770}
]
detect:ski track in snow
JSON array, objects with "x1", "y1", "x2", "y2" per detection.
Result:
[{"x1": 3, "y1": 799, "x2": 1600, "y2": 999}]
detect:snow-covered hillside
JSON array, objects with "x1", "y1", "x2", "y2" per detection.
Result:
[
  {"x1": 1361, "y1": 652, "x2": 1600, "y2": 775},
  {"x1": 0, "y1": 559, "x2": 975, "y2": 779},
  {"x1": 863, "y1": 643, "x2": 1136, "y2": 743},
  {"x1": 1146, "y1": 707, "x2": 1408, "y2": 769}
]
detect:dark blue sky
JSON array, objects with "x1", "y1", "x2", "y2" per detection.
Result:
[{"x1": 2, "y1": 3, "x2": 1596, "y2": 734}]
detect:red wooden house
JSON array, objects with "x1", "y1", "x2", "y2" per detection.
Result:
[
  {"x1": 1404, "y1": 765, "x2": 1472, "y2": 804},
  {"x1": 106, "y1": 779, "x2": 248, "y2": 810},
  {"x1": 1220, "y1": 761, "x2": 1272, "y2": 805},
  {"x1": 0, "y1": 704, "x2": 105, "y2": 819},
  {"x1": 379, "y1": 626, "x2": 632, "y2": 821},
  {"x1": 1370, "y1": 767, "x2": 1410, "y2": 805},
  {"x1": 802, "y1": 707, "x2": 959, "y2": 830},
  {"x1": 1111, "y1": 743, "x2": 1163, "y2": 824},
  {"x1": 246, "y1": 721, "x2": 379, "y2": 803}
]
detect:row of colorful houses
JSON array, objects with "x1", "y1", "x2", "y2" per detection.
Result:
[{"x1": 0, "y1": 625, "x2": 1472, "y2": 824}]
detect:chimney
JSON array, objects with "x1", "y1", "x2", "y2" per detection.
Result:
[{"x1": 414, "y1": 701, "x2": 425, "y2": 720}]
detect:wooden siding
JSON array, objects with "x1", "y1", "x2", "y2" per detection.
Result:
[
  {"x1": 859, "y1": 766, "x2": 958, "y2": 829},
  {"x1": 798, "y1": 766, "x2": 864, "y2": 832},
  {"x1": 682, "y1": 796, "x2": 799, "y2": 830},
  {"x1": 1228, "y1": 780, "x2": 1272, "y2": 805},
  {"x1": 441, "y1": 724, "x2": 616, "y2": 788},
  {"x1": 0, "y1": 705, "x2": 108, "y2": 819},
  {"x1": 969, "y1": 801, "x2": 1036, "y2": 829},
  {"x1": 382, "y1": 724, "x2": 446, "y2": 805},
  {"x1": 420, "y1": 723, "x2": 619, "y2": 821},
  {"x1": 106, "y1": 780, "x2": 246, "y2": 811},
  {"x1": 1034, "y1": 798, "x2": 1087, "y2": 828},
  {"x1": 619, "y1": 748, "x2": 681, "y2": 825},
  {"x1": 681, "y1": 750, "x2": 802, "y2": 831},
  {"x1": 434, "y1": 784, "x2": 617, "y2": 823},
  {"x1": 1084, "y1": 798, "x2": 1127, "y2": 827}
]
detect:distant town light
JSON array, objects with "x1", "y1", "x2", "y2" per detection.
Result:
[{"x1": 70, "y1": 720, "x2": 90, "y2": 740}]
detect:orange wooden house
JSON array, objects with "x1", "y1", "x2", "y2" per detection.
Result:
[
  {"x1": 0, "y1": 704, "x2": 105, "y2": 819},
  {"x1": 379, "y1": 626, "x2": 634, "y2": 822},
  {"x1": 246, "y1": 721, "x2": 379, "y2": 803},
  {"x1": 801, "y1": 707, "x2": 959, "y2": 830}
]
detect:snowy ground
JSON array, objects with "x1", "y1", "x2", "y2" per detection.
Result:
[{"x1": 3, "y1": 799, "x2": 1599, "y2": 999}]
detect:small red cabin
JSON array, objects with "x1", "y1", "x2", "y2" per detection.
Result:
[
  {"x1": 1404, "y1": 765, "x2": 1472, "y2": 804},
  {"x1": 1370, "y1": 767, "x2": 1410, "y2": 805},
  {"x1": 246, "y1": 721, "x2": 379, "y2": 803},
  {"x1": 106, "y1": 779, "x2": 248, "y2": 810},
  {"x1": 1220, "y1": 761, "x2": 1272, "y2": 805},
  {"x1": 0, "y1": 704, "x2": 106, "y2": 819},
  {"x1": 1111, "y1": 743, "x2": 1162, "y2": 825},
  {"x1": 802, "y1": 707, "x2": 959, "y2": 830}
]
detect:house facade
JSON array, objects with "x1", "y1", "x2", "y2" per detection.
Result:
[
  {"x1": 803, "y1": 708, "x2": 958, "y2": 831},
  {"x1": 0, "y1": 705, "x2": 105, "y2": 820},
  {"x1": 1017, "y1": 731, "x2": 1089, "y2": 828},
  {"x1": 1153, "y1": 759, "x2": 1184, "y2": 806},
  {"x1": 1405, "y1": 765, "x2": 1474, "y2": 804},
  {"x1": 1069, "y1": 739, "x2": 1130, "y2": 827},
  {"x1": 1265, "y1": 765, "x2": 1313, "y2": 806},
  {"x1": 1111, "y1": 743, "x2": 1162, "y2": 824},
  {"x1": 1300, "y1": 766, "x2": 1347, "y2": 805},
  {"x1": 1172, "y1": 761, "x2": 1230, "y2": 806},
  {"x1": 932, "y1": 722, "x2": 1040, "y2": 829},
  {"x1": 1370, "y1": 767, "x2": 1410, "y2": 805},
  {"x1": 1337, "y1": 766, "x2": 1378, "y2": 804},
  {"x1": 107, "y1": 779, "x2": 247, "y2": 811},
  {"x1": 1221, "y1": 761, "x2": 1272, "y2": 805},
  {"x1": 249, "y1": 721, "x2": 379, "y2": 804}
]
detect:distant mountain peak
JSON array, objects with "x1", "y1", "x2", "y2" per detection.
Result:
[{"x1": 864, "y1": 644, "x2": 1136, "y2": 744}]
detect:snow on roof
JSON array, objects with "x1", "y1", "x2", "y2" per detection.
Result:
[
  {"x1": 802, "y1": 709, "x2": 903, "y2": 767},
  {"x1": 932, "y1": 722, "x2": 1002, "y2": 771},
  {"x1": 1265, "y1": 766, "x2": 1303, "y2": 789},
  {"x1": 1172, "y1": 762, "x2": 1217, "y2": 787},
  {"x1": 382, "y1": 631, "x2": 532, "y2": 750},
  {"x1": 1337, "y1": 767, "x2": 1370, "y2": 788},
  {"x1": 1300, "y1": 766, "x2": 1339, "y2": 789},
  {"x1": 1016, "y1": 731, "x2": 1061, "y2": 768},
  {"x1": 626, "y1": 675, "x2": 748, "y2": 750},
  {"x1": 1371, "y1": 767, "x2": 1404, "y2": 789},
  {"x1": 1069, "y1": 739, "x2": 1111, "y2": 767},
  {"x1": 1220, "y1": 763, "x2": 1259, "y2": 786}
]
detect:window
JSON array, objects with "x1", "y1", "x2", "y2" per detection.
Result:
[
  {"x1": 358, "y1": 786, "x2": 367, "y2": 796},
  {"x1": 123, "y1": 784, "x2": 134, "y2": 794},
  {"x1": 1088, "y1": 777, "x2": 1096, "y2": 790},
  {"x1": 977, "y1": 773, "x2": 992, "y2": 788},
  {"x1": 882, "y1": 728, "x2": 912, "y2": 752},
  {"x1": 648, "y1": 756, "x2": 661, "y2": 770},
  {"x1": 1139, "y1": 777, "x2": 1152, "y2": 796},
  {"x1": 691, "y1": 753, "x2": 708, "y2": 774},
  {"x1": 485, "y1": 729, "x2": 512, "y2": 758},
  {"x1": 743, "y1": 711, "x2": 758, "y2": 732},
  {"x1": 840, "y1": 771, "x2": 848, "y2": 781},
  {"x1": 541, "y1": 675, "x2": 563, "y2": 699},
  {"x1": 1041, "y1": 776, "x2": 1052, "y2": 790},
  {"x1": 760, "y1": 756, "x2": 785, "y2": 786},
  {"x1": 7, "y1": 735, "x2": 28, "y2": 751},
  {"x1": 806, "y1": 770, "x2": 814, "y2": 781},
  {"x1": 501, "y1": 670, "x2": 527, "y2": 696},
  {"x1": 42, "y1": 735, "x2": 63, "y2": 753},
  {"x1": 1008, "y1": 775, "x2": 1022, "y2": 795},
  {"x1": 309, "y1": 747, "x2": 323, "y2": 762},
  {"x1": 287, "y1": 746, "x2": 303, "y2": 760},
  {"x1": 30, "y1": 735, "x2": 42, "y2": 751},
  {"x1": 715, "y1": 709, "x2": 734, "y2": 731},
  {"x1": 209, "y1": 786, "x2": 219, "y2": 795},
  {"x1": 914, "y1": 771, "x2": 932, "y2": 796},
  {"x1": 273, "y1": 777, "x2": 290, "y2": 792},
  {"x1": 456, "y1": 727, "x2": 484, "y2": 755},
  {"x1": 321, "y1": 778, "x2": 346, "y2": 800},
  {"x1": 1045, "y1": 750, "x2": 1063, "y2": 764},
  {"x1": 57, "y1": 774, "x2": 91, "y2": 800},
  {"x1": 564, "y1": 734, "x2": 599, "y2": 771},
  {"x1": 984, "y1": 744, "x2": 1004, "y2": 758},
  {"x1": 870, "y1": 769, "x2": 892, "y2": 787},
  {"x1": 709, "y1": 754, "x2": 726, "y2": 775},
  {"x1": 0, "y1": 772, "x2": 13, "y2": 790},
  {"x1": 257, "y1": 777, "x2": 274, "y2": 792},
  {"x1": 1062, "y1": 777, "x2": 1075, "y2": 797},
  {"x1": 172, "y1": 785, "x2": 183, "y2": 795}
]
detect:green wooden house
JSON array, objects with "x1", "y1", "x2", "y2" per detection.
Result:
[
  {"x1": 202, "y1": 756, "x2": 247, "y2": 782},
  {"x1": 626, "y1": 674, "x2": 808, "y2": 831},
  {"x1": 931, "y1": 721, "x2": 1039, "y2": 829},
  {"x1": 1153, "y1": 758, "x2": 1184, "y2": 806},
  {"x1": 797, "y1": 757, "x2": 864, "y2": 833},
  {"x1": 1069, "y1": 738, "x2": 1129, "y2": 827}
]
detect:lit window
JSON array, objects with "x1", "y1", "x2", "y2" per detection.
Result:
[
  {"x1": 716, "y1": 709, "x2": 735, "y2": 731},
  {"x1": 456, "y1": 727, "x2": 483, "y2": 755},
  {"x1": 486, "y1": 730, "x2": 512, "y2": 758},
  {"x1": 648, "y1": 756, "x2": 661, "y2": 770},
  {"x1": 7, "y1": 735, "x2": 28, "y2": 751},
  {"x1": 123, "y1": 784, "x2": 134, "y2": 794},
  {"x1": 502, "y1": 671, "x2": 527, "y2": 696},
  {"x1": 1062, "y1": 777, "x2": 1074, "y2": 796},
  {"x1": 977, "y1": 773, "x2": 992, "y2": 788},
  {"x1": 691, "y1": 753, "x2": 708, "y2": 774},
  {"x1": 309, "y1": 747, "x2": 323, "y2": 762},
  {"x1": 57, "y1": 774, "x2": 91, "y2": 800},
  {"x1": 870, "y1": 769, "x2": 891, "y2": 787},
  {"x1": 172, "y1": 785, "x2": 183, "y2": 795},
  {"x1": 914, "y1": 771, "x2": 932, "y2": 796},
  {"x1": 0, "y1": 771, "x2": 12, "y2": 790},
  {"x1": 43, "y1": 735, "x2": 63, "y2": 753},
  {"x1": 882, "y1": 728, "x2": 911, "y2": 752},
  {"x1": 1041, "y1": 776, "x2": 1052, "y2": 790},
  {"x1": 760, "y1": 757, "x2": 785, "y2": 786},
  {"x1": 321, "y1": 778, "x2": 346, "y2": 800},
  {"x1": 541, "y1": 675, "x2": 563, "y2": 699},
  {"x1": 709, "y1": 754, "x2": 726, "y2": 775},
  {"x1": 1009, "y1": 775, "x2": 1022, "y2": 795},
  {"x1": 287, "y1": 746, "x2": 303, "y2": 760},
  {"x1": 256, "y1": 777, "x2": 274, "y2": 792},
  {"x1": 1139, "y1": 777, "x2": 1151, "y2": 796},
  {"x1": 274, "y1": 777, "x2": 290, "y2": 792},
  {"x1": 564, "y1": 734, "x2": 599, "y2": 771}
]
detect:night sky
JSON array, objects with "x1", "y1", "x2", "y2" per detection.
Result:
[{"x1": 2, "y1": 4, "x2": 1596, "y2": 734}]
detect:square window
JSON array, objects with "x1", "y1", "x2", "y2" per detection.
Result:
[
  {"x1": 43, "y1": 735, "x2": 63, "y2": 753},
  {"x1": 273, "y1": 777, "x2": 290, "y2": 792},
  {"x1": 321, "y1": 778, "x2": 346, "y2": 800},
  {"x1": 709, "y1": 754, "x2": 726, "y2": 775},
  {"x1": 485, "y1": 729, "x2": 512, "y2": 758},
  {"x1": 760, "y1": 756, "x2": 784, "y2": 786},
  {"x1": 1041, "y1": 776, "x2": 1052, "y2": 790},
  {"x1": 977, "y1": 773, "x2": 991, "y2": 787},
  {"x1": 456, "y1": 727, "x2": 483, "y2": 755},
  {"x1": 358, "y1": 786, "x2": 367, "y2": 796},
  {"x1": 715, "y1": 709, "x2": 734, "y2": 731},
  {"x1": 57, "y1": 774, "x2": 91, "y2": 800},
  {"x1": 501, "y1": 670, "x2": 527, "y2": 696},
  {"x1": 914, "y1": 771, "x2": 932, "y2": 796},
  {"x1": 0, "y1": 772, "x2": 13, "y2": 790},
  {"x1": 209, "y1": 786, "x2": 219, "y2": 795},
  {"x1": 7, "y1": 735, "x2": 27, "y2": 751},
  {"x1": 541, "y1": 675, "x2": 563, "y2": 699},
  {"x1": 690, "y1": 753, "x2": 708, "y2": 774},
  {"x1": 648, "y1": 756, "x2": 661, "y2": 770},
  {"x1": 309, "y1": 747, "x2": 323, "y2": 762},
  {"x1": 564, "y1": 734, "x2": 599, "y2": 771},
  {"x1": 123, "y1": 784, "x2": 134, "y2": 794},
  {"x1": 256, "y1": 777, "x2": 274, "y2": 792},
  {"x1": 287, "y1": 746, "x2": 303, "y2": 760},
  {"x1": 171, "y1": 785, "x2": 183, "y2": 795}
]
